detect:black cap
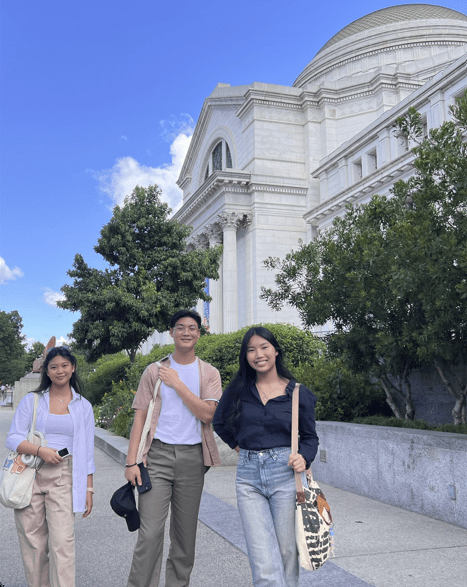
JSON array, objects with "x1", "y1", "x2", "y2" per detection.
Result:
[{"x1": 110, "y1": 482, "x2": 140, "y2": 532}]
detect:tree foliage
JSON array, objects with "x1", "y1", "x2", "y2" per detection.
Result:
[
  {"x1": 0, "y1": 309, "x2": 26, "y2": 385},
  {"x1": 23, "y1": 341, "x2": 46, "y2": 374},
  {"x1": 262, "y1": 92, "x2": 467, "y2": 423},
  {"x1": 59, "y1": 185, "x2": 221, "y2": 363}
]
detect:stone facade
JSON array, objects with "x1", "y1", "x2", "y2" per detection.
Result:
[{"x1": 141, "y1": 5, "x2": 467, "y2": 350}]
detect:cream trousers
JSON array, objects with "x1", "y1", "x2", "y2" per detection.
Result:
[{"x1": 14, "y1": 456, "x2": 75, "y2": 587}]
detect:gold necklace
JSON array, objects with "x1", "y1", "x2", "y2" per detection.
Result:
[{"x1": 256, "y1": 381, "x2": 284, "y2": 403}]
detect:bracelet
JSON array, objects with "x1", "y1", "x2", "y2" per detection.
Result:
[
  {"x1": 125, "y1": 463, "x2": 138, "y2": 468},
  {"x1": 37, "y1": 446, "x2": 41, "y2": 458},
  {"x1": 86, "y1": 488, "x2": 94, "y2": 493}
]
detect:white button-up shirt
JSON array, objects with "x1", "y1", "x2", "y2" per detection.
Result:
[{"x1": 7, "y1": 389, "x2": 95, "y2": 512}]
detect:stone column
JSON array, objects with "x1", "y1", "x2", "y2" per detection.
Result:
[
  {"x1": 205, "y1": 224, "x2": 223, "y2": 333},
  {"x1": 191, "y1": 235, "x2": 209, "y2": 328},
  {"x1": 218, "y1": 212, "x2": 242, "y2": 333}
]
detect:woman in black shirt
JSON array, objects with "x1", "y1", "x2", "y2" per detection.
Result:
[{"x1": 213, "y1": 327, "x2": 318, "y2": 587}]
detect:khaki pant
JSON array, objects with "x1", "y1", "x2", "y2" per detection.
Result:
[
  {"x1": 14, "y1": 457, "x2": 75, "y2": 587},
  {"x1": 127, "y1": 440, "x2": 206, "y2": 587}
]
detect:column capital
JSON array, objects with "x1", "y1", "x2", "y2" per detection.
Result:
[
  {"x1": 218, "y1": 211, "x2": 252, "y2": 231},
  {"x1": 189, "y1": 234, "x2": 209, "y2": 250},
  {"x1": 203, "y1": 223, "x2": 223, "y2": 247}
]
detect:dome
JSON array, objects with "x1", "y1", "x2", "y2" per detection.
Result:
[
  {"x1": 293, "y1": 4, "x2": 467, "y2": 88},
  {"x1": 317, "y1": 4, "x2": 467, "y2": 55}
]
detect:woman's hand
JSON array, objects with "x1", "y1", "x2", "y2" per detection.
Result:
[
  {"x1": 39, "y1": 447, "x2": 62, "y2": 465},
  {"x1": 288, "y1": 453, "x2": 306, "y2": 473},
  {"x1": 83, "y1": 492, "x2": 93, "y2": 518}
]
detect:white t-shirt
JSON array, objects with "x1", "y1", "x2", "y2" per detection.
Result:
[{"x1": 154, "y1": 355, "x2": 201, "y2": 445}]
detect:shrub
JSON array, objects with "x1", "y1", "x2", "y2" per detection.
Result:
[
  {"x1": 294, "y1": 357, "x2": 390, "y2": 422},
  {"x1": 83, "y1": 353, "x2": 130, "y2": 405},
  {"x1": 351, "y1": 416, "x2": 467, "y2": 434},
  {"x1": 94, "y1": 380, "x2": 136, "y2": 437}
]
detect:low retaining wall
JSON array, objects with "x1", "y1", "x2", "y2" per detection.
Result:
[{"x1": 312, "y1": 422, "x2": 467, "y2": 529}]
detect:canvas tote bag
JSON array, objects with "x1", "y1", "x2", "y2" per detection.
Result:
[
  {"x1": 0, "y1": 393, "x2": 47, "y2": 509},
  {"x1": 291, "y1": 382, "x2": 334, "y2": 571}
]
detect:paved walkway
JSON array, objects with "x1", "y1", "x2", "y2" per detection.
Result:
[{"x1": 1, "y1": 407, "x2": 467, "y2": 587}]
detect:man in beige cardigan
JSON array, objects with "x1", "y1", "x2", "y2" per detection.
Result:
[{"x1": 124, "y1": 309, "x2": 222, "y2": 587}]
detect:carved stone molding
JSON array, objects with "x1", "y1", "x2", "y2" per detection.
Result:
[
  {"x1": 203, "y1": 223, "x2": 223, "y2": 246},
  {"x1": 218, "y1": 211, "x2": 253, "y2": 232},
  {"x1": 190, "y1": 234, "x2": 209, "y2": 250}
]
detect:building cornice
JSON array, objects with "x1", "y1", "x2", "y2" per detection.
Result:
[
  {"x1": 313, "y1": 52, "x2": 467, "y2": 175},
  {"x1": 177, "y1": 96, "x2": 244, "y2": 186},
  {"x1": 305, "y1": 152, "x2": 415, "y2": 225},
  {"x1": 174, "y1": 170, "x2": 251, "y2": 224}
]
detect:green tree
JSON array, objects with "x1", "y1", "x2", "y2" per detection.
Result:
[
  {"x1": 261, "y1": 196, "x2": 422, "y2": 419},
  {"x1": 389, "y1": 91, "x2": 467, "y2": 424},
  {"x1": 262, "y1": 92, "x2": 467, "y2": 423},
  {"x1": 59, "y1": 185, "x2": 221, "y2": 363},
  {"x1": 0, "y1": 310, "x2": 26, "y2": 384}
]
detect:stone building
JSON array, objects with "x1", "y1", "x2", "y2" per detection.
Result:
[{"x1": 141, "y1": 4, "x2": 467, "y2": 352}]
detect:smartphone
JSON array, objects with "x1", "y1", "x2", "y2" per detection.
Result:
[{"x1": 58, "y1": 448, "x2": 70, "y2": 458}]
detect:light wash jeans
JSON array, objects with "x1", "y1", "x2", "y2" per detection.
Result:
[{"x1": 236, "y1": 447, "x2": 299, "y2": 587}]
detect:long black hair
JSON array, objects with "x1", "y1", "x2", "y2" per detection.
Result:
[
  {"x1": 225, "y1": 327, "x2": 295, "y2": 430},
  {"x1": 35, "y1": 346, "x2": 84, "y2": 396}
]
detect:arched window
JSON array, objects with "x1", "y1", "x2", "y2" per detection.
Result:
[{"x1": 204, "y1": 140, "x2": 233, "y2": 181}]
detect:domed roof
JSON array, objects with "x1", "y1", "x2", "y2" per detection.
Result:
[{"x1": 317, "y1": 4, "x2": 467, "y2": 55}]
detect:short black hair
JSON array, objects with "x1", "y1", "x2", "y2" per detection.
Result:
[{"x1": 170, "y1": 309, "x2": 202, "y2": 329}]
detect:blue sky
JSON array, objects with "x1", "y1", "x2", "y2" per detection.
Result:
[{"x1": 1, "y1": 0, "x2": 466, "y2": 348}]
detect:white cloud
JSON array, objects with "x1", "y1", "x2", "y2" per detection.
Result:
[
  {"x1": 121, "y1": 135, "x2": 128, "y2": 141},
  {"x1": 56, "y1": 336, "x2": 70, "y2": 346},
  {"x1": 94, "y1": 115, "x2": 194, "y2": 212},
  {"x1": 43, "y1": 288, "x2": 66, "y2": 307},
  {"x1": 0, "y1": 256, "x2": 24, "y2": 284}
]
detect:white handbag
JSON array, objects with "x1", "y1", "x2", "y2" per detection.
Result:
[{"x1": 0, "y1": 393, "x2": 47, "y2": 509}]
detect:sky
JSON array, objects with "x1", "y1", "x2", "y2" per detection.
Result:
[{"x1": 1, "y1": 0, "x2": 466, "y2": 349}]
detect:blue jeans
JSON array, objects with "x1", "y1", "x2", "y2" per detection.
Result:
[{"x1": 236, "y1": 447, "x2": 298, "y2": 587}]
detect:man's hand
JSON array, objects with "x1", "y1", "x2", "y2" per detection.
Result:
[
  {"x1": 124, "y1": 464, "x2": 142, "y2": 487},
  {"x1": 158, "y1": 366, "x2": 181, "y2": 390}
]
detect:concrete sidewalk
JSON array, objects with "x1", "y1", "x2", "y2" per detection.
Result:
[{"x1": 1, "y1": 406, "x2": 467, "y2": 587}]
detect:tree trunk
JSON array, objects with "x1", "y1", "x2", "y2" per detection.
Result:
[
  {"x1": 433, "y1": 356, "x2": 466, "y2": 424},
  {"x1": 381, "y1": 377, "x2": 404, "y2": 419}
]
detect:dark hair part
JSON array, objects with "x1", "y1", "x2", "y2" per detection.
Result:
[
  {"x1": 35, "y1": 347, "x2": 84, "y2": 396},
  {"x1": 225, "y1": 327, "x2": 295, "y2": 430},
  {"x1": 170, "y1": 309, "x2": 201, "y2": 329}
]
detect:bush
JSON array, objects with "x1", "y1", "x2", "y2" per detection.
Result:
[
  {"x1": 294, "y1": 357, "x2": 390, "y2": 422},
  {"x1": 351, "y1": 416, "x2": 467, "y2": 434},
  {"x1": 94, "y1": 380, "x2": 136, "y2": 437},
  {"x1": 82, "y1": 353, "x2": 130, "y2": 405}
]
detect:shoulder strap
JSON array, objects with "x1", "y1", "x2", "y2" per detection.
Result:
[
  {"x1": 291, "y1": 383, "x2": 305, "y2": 496},
  {"x1": 31, "y1": 393, "x2": 40, "y2": 433},
  {"x1": 136, "y1": 361, "x2": 162, "y2": 463}
]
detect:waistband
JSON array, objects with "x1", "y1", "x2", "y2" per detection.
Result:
[{"x1": 239, "y1": 446, "x2": 291, "y2": 459}]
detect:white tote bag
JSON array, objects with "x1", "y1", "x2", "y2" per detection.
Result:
[{"x1": 0, "y1": 393, "x2": 47, "y2": 509}]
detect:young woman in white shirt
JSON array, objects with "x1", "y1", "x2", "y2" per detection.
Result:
[{"x1": 6, "y1": 346, "x2": 95, "y2": 587}]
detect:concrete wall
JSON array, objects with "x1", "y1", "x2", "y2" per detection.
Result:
[
  {"x1": 13, "y1": 373, "x2": 41, "y2": 410},
  {"x1": 313, "y1": 421, "x2": 467, "y2": 529}
]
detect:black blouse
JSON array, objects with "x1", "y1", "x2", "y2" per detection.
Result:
[{"x1": 213, "y1": 379, "x2": 319, "y2": 469}]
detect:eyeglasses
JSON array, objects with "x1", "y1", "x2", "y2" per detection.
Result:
[{"x1": 173, "y1": 326, "x2": 200, "y2": 333}]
